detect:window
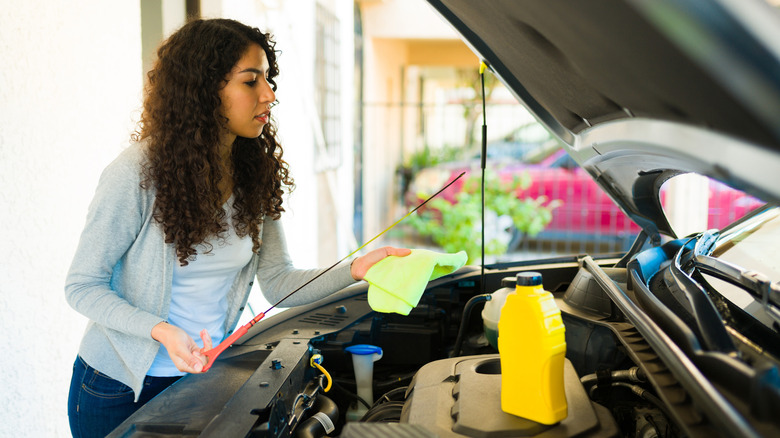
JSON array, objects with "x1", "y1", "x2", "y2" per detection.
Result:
[{"x1": 315, "y1": 3, "x2": 341, "y2": 169}]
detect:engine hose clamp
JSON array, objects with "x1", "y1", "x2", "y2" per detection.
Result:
[{"x1": 311, "y1": 411, "x2": 335, "y2": 434}]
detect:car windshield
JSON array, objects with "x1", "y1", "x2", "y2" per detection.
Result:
[
  {"x1": 713, "y1": 206, "x2": 780, "y2": 280},
  {"x1": 704, "y1": 206, "x2": 780, "y2": 331}
]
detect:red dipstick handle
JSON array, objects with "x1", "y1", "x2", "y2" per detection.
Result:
[{"x1": 201, "y1": 312, "x2": 265, "y2": 372}]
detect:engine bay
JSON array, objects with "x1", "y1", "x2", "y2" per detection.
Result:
[{"x1": 109, "y1": 242, "x2": 780, "y2": 438}]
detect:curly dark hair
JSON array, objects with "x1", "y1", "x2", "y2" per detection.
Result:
[{"x1": 134, "y1": 18, "x2": 293, "y2": 266}]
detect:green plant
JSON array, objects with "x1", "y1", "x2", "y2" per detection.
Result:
[
  {"x1": 397, "y1": 144, "x2": 464, "y2": 198},
  {"x1": 406, "y1": 144, "x2": 462, "y2": 170},
  {"x1": 407, "y1": 170, "x2": 561, "y2": 263}
]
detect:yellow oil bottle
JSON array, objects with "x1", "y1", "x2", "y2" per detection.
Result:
[{"x1": 497, "y1": 271, "x2": 567, "y2": 424}]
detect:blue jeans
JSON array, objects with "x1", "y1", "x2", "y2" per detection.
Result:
[{"x1": 68, "y1": 356, "x2": 181, "y2": 438}]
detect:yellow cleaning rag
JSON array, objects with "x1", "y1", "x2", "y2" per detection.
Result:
[{"x1": 363, "y1": 249, "x2": 468, "y2": 315}]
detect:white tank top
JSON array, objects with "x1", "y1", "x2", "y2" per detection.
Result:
[{"x1": 148, "y1": 200, "x2": 253, "y2": 376}]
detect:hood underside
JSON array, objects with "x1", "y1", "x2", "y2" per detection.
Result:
[{"x1": 425, "y1": 0, "x2": 780, "y2": 238}]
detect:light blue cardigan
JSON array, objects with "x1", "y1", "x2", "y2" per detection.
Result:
[{"x1": 65, "y1": 144, "x2": 355, "y2": 400}]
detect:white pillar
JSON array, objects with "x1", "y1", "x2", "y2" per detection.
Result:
[{"x1": 665, "y1": 173, "x2": 710, "y2": 238}]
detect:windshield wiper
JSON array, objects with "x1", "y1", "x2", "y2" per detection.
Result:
[
  {"x1": 691, "y1": 255, "x2": 780, "y2": 327},
  {"x1": 683, "y1": 228, "x2": 780, "y2": 325},
  {"x1": 670, "y1": 234, "x2": 737, "y2": 354}
]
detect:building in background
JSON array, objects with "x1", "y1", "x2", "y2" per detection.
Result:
[{"x1": 357, "y1": 0, "x2": 476, "y2": 240}]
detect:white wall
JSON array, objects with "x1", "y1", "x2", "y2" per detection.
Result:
[
  {"x1": 0, "y1": 1, "x2": 143, "y2": 436},
  {"x1": 362, "y1": 0, "x2": 458, "y2": 39}
]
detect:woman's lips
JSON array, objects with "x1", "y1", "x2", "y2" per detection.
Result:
[{"x1": 255, "y1": 112, "x2": 269, "y2": 123}]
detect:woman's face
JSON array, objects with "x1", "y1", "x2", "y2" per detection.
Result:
[{"x1": 219, "y1": 43, "x2": 276, "y2": 146}]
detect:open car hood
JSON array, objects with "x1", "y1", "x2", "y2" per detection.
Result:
[{"x1": 425, "y1": 0, "x2": 780, "y2": 239}]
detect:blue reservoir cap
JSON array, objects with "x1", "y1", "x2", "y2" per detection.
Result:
[
  {"x1": 516, "y1": 272, "x2": 543, "y2": 286},
  {"x1": 345, "y1": 344, "x2": 383, "y2": 355}
]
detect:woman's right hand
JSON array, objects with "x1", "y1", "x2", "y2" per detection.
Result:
[{"x1": 151, "y1": 322, "x2": 212, "y2": 373}]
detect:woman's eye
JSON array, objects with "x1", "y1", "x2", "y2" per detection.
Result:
[{"x1": 245, "y1": 80, "x2": 257, "y2": 87}]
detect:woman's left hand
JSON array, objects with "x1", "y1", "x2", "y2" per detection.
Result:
[{"x1": 350, "y1": 246, "x2": 412, "y2": 280}]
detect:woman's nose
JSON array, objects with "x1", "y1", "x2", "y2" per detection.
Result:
[{"x1": 259, "y1": 81, "x2": 275, "y2": 106}]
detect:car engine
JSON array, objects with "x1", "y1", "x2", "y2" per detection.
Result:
[{"x1": 110, "y1": 231, "x2": 780, "y2": 438}]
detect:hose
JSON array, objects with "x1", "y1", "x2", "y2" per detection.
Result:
[
  {"x1": 358, "y1": 386, "x2": 409, "y2": 423},
  {"x1": 588, "y1": 381, "x2": 674, "y2": 428},
  {"x1": 580, "y1": 367, "x2": 646, "y2": 387},
  {"x1": 450, "y1": 294, "x2": 492, "y2": 357},
  {"x1": 360, "y1": 401, "x2": 405, "y2": 423},
  {"x1": 371, "y1": 386, "x2": 408, "y2": 408},
  {"x1": 609, "y1": 382, "x2": 665, "y2": 409},
  {"x1": 310, "y1": 354, "x2": 332, "y2": 392},
  {"x1": 294, "y1": 395, "x2": 339, "y2": 438}
]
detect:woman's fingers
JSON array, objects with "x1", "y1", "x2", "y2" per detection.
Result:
[
  {"x1": 384, "y1": 247, "x2": 412, "y2": 257},
  {"x1": 200, "y1": 329, "x2": 213, "y2": 351},
  {"x1": 351, "y1": 246, "x2": 412, "y2": 280},
  {"x1": 155, "y1": 322, "x2": 212, "y2": 373},
  {"x1": 183, "y1": 354, "x2": 204, "y2": 373},
  {"x1": 189, "y1": 329, "x2": 213, "y2": 372},
  {"x1": 171, "y1": 341, "x2": 204, "y2": 373}
]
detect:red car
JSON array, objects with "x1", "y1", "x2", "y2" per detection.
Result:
[{"x1": 408, "y1": 144, "x2": 764, "y2": 253}]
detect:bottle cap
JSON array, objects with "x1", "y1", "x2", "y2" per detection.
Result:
[
  {"x1": 516, "y1": 272, "x2": 543, "y2": 286},
  {"x1": 345, "y1": 344, "x2": 383, "y2": 356}
]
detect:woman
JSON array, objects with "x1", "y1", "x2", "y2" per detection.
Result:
[{"x1": 65, "y1": 18, "x2": 409, "y2": 438}]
